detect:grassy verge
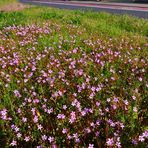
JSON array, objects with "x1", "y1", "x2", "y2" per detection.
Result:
[{"x1": 0, "y1": 5, "x2": 148, "y2": 38}]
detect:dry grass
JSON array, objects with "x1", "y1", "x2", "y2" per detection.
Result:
[{"x1": 0, "y1": 0, "x2": 30, "y2": 12}]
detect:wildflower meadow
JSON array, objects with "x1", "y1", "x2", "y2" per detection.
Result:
[{"x1": 0, "y1": 1, "x2": 148, "y2": 148}]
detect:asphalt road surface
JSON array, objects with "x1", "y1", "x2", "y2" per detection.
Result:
[{"x1": 20, "y1": 0, "x2": 148, "y2": 19}]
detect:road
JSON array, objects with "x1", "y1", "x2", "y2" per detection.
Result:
[{"x1": 20, "y1": 0, "x2": 148, "y2": 19}]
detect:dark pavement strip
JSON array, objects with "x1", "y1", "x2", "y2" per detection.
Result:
[
  {"x1": 20, "y1": 0, "x2": 148, "y2": 19},
  {"x1": 32, "y1": 0, "x2": 148, "y2": 10}
]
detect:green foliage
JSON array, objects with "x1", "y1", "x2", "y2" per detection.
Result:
[{"x1": 0, "y1": 11, "x2": 27, "y2": 28}]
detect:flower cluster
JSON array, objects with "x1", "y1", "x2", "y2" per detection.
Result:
[{"x1": 0, "y1": 23, "x2": 147, "y2": 147}]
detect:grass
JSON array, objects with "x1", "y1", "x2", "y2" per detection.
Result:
[
  {"x1": 0, "y1": 1, "x2": 147, "y2": 38},
  {"x1": 0, "y1": 1, "x2": 148, "y2": 147},
  {"x1": 16, "y1": 7, "x2": 148, "y2": 37}
]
